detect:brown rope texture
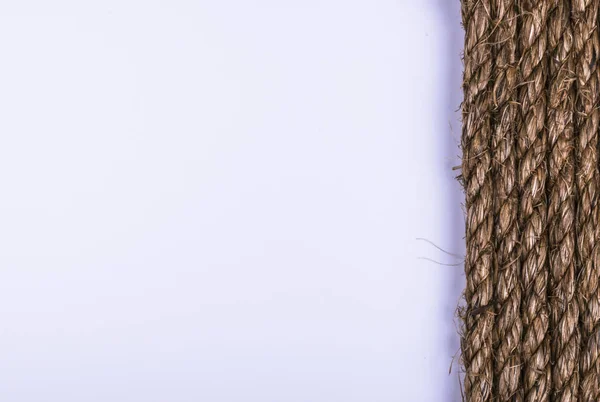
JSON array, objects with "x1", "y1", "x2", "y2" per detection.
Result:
[{"x1": 460, "y1": 0, "x2": 600, "y2": 401}]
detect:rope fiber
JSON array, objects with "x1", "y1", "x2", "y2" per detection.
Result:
[{"x1": 460, "y1": 0, "x2": 600, "y2": 400}]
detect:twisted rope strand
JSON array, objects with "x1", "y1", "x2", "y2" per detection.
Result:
[
  {"x1": 460, "y1": 0, "x2": 496, "y2": 400},
  {"x1": 546, "y1": 1, "x2": 579, "y2": 401},
  {"x1": 572, "y1": 0, "x2": 600, "y2": 400},
  {"x1": 516, "y1": 2, "x2": 552, "y2": 401},
  {"x1": 491, "y1": 0, "x2": 522, "y2": 400}
]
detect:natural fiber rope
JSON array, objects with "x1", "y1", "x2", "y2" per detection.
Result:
[
  {"x1": 547, "y1": 1, "x2": 580, "y2": 400},
  {"x1": 461, "y1": 0, "x2": 495, "y2": 399},
  {"x1": 573, "y1": 2, "x2": 600, "y2": 401},
  {"x1": 491, "y1": 0, "x2": 522, "y2": 400},
  {"x1": 516, "y1": 2, "x2": 552, "y2": 401},
  {"x1": 459, "y1": 0, "x2": 600, "y2": 400}
]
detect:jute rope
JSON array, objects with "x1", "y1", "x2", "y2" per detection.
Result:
[
  {"x1": 459, "y1": 0, "x2": 600, "y2": 400},
  {"x1": 573, "y1": 2, "x2": 600, "y2": 401},
  {"x1": 517, "y1": 2, "x2": 552, "y2": 401},
  {"x1": 461, "y1": 0, "x2": 495, "y2": 399},
  {"x1": 491, "y1": 0, "x2": 523, "y2": 400},
  {"x1": 547, "y1": 1, "x2": 579, "y2": 400}
]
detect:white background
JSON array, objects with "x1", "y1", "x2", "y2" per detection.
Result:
[{"x1": 0, "y1": 1, "x2": 465, "y2": 401}]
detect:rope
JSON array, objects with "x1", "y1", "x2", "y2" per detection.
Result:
[
  {"x1": 461, "y1": 0, "x2": 496, "y2": 400},
  {"x1": 491, "y1": 0, "x2": 523, "y2": 400},
  {"x1": 457, "y1": 0, "x2": 600, "y2": 399}
]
